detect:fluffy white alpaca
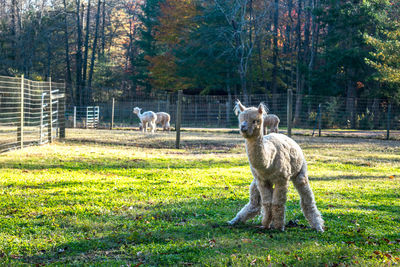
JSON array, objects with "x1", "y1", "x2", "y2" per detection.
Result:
[
  {"x1": 133, "y1": 107, "x2": 157, "y2": 134},
  {"x1": 155, "y1": 112, "x2": 171, "y2": 132},
  {"x1": 229, "y1": 100, "x2": 324, "y2": 232},
  {"x1": 234, "y1": 103, "x2": 280, "y2": 135}
]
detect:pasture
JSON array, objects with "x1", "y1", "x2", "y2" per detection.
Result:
[{"x1": 0, "y1": 129, "x2": 399, "y2": 266}]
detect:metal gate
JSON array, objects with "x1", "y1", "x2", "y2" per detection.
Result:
[{"x1": 0, "y1": 75, "x2": 65, "y2": 153}]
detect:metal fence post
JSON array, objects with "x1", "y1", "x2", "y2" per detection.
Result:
[
  {"x1": 111, "y1": 98, "x2": 115, "y2": 129},
  {"x1": 318, "y1": 103, "x2": 322, "y2": 137},
  {"x1": 60, "y1": 82, "x2": 66, "y2": 138},
  {"x1": 207, "y1": 100, "x2": 211, "y2": 125},
  {"x1": 176, "y1": 90, "x2": 183, "y2": 149},
  {"x1": 73, "y1": 106, "x2": 77, "y2": 128},
  {"x1": 218, "y1": 103, "x2": 222, "y2": 127},
  {"x1": 86, "y1": 107, "x2": 89, "y2": 128},
  {"x1": 48, "y1": 78, "x2": 53, "y2": 143},
  {"x1": 387, "y1": 102, "x2": 391, "y2": 140},
  {"x1": 40, "y1": 92, "x2": 45, "y2": 144},
  {"x1": 17, "y1": 75, "x2": 24, "y2": 148},
  {"x1": 287, "y1": 89, "x2": 293, "y2": 137},
  {"x1": 226, "y1": 100, "x2": 231, "y2": 128},
  {"x1": 166, "y1": 93, "x2": 170, "y2": 115}
]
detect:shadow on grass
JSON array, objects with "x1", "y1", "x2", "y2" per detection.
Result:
[
  {"x1": 311, "y1": 175, "x2": 395, "y2": 181},
  {"x1": 13, "y1": 196, "x2": 400, "y2": 266},
  {"x1": 0, "y1": 155, "x2": 249, "y2": 173}
]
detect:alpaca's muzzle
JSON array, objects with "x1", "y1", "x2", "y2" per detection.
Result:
[{"x1": 240, "y1": 122, "x2": 248, "y2": 132}]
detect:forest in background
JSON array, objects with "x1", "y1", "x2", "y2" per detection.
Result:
[{"x1": 0, "y1": 0, "x2": 399, "y2": 107}]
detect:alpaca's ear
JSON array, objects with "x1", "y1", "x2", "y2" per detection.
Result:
[
  {"x1": 258, "y1": 103, "x2": 265, "y2": 114},
  {"x1": 236, "y1": 100, "x2": 246, "y2": 112}
]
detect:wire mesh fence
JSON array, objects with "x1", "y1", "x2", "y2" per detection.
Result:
[
  {"x1": 0, "y1": 75, "x2": 65, "y2": 153},
  {"x1": 65, "y1": 91, "x2": 399, "y2": 139}
]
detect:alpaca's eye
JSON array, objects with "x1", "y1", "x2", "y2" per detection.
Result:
[{"x1": 253, "y1": 120, "x2": 256, "y2": 124}]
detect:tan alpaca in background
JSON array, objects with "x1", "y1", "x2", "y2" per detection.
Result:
[
  {"x1": 155, "y1": 112, "x2": 171, "y2": 132},
  {"x1": 234, "y1": 103, "x2": 280, "y2": 134},
  {"x1": 263, "y1": 114, "x2": 280, "y2": 134},
  {"x1": 228, "y1": 100, "x2": 324, "y2": 232}
]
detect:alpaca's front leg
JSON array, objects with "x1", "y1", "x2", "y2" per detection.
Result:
[
  {"x1": 271, "y1": 183, "x2": 288, "y2": 231},
  {"x1": 257, "y1": 180, "x2": 273, "y2": 228},
  {"x1": 228, "y1": 178, "x2": 261, "y2": 225},
  {"x1": 150, "y1": 121, "x2": 156, "y2": 134}
]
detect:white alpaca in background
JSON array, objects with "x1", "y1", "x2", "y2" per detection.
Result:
[
  {"x1": 139, "y1": 112, "x2": 171, "y2": 132},
  {"x1": 155, "y1": 112, "x2": 171, "y2": 132},
  {"x1": 229, "y1": 100, "x2": 324, "y2": 232},
  {"x1": 133, "y1": 107, "x2": 157, "y2": 134}
]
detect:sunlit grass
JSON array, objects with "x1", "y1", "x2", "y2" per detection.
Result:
[{"x1": 0, "y1": 129, "x2": 399, "y2": 265}]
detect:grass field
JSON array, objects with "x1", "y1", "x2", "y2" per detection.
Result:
[{"x1": 0, "y1": 129, "x2": 399, "y2": 266}]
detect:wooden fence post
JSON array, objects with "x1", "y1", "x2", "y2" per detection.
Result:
[
  {"x1": 287, "y1": 89, "x2": 293, "y2": 137},
  {"x1": 111, "y1": 98, "x2": 115, "y2": 129},
  {"x1": 176, "y1": 90, "x2": 183, "y2": 149},
  {"x1": 17, "y1": 75, "x2": 24, "y2": 148},
  {"x1": 387, "y1": 103, "x2": 391, "y2": 140},
  {"x1": 59, "y1": 82, "x2": 66, "y2": 138},
  {"x1": 48, "y1": 77, "x2": 53, "y2": 143}
]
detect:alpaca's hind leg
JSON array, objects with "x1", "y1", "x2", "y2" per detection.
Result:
[
  {"x1": 228, "y1": 178, "x2": 261, "y2": 225},
  {"x1": 271, "y1": 184, "x2": 288, "y2": 231},
  {"x1": 292, "y1": 167, "x2": 324, "y2": 232},
  {"x1": 257, "y1": 180, "x2": 274, "y2": 228}
]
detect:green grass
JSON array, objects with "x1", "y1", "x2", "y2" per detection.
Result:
[{"x1": 0, "y1": 129, "x2": 399, "y2": 266}]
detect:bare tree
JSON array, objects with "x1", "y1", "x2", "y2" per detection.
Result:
[
  {"x1": 87, "y1": 0, "x2": 102, "y2": 100},
  {"x1": 213, "y1": 0, "x2": 269, "y2": 104}
]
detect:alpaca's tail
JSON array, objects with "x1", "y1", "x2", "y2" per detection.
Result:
[{"x1": 292, "y1": 163, "x2": 324, "y2": 232}]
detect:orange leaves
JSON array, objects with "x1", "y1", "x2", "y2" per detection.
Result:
[{"x1": 156, "y1": 0, "x2": 199, "y2": 45}]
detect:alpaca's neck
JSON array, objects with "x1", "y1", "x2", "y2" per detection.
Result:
[{"x1": 245, "y1": 135, "x2": 273, "y2": 170}]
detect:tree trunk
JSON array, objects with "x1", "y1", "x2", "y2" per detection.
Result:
[
  {"x1": 240, "y1": 70, "x2": 248, "y2": 105},
  {"x1": 46, "y1": 33, "x2": 52, "y2": 79},
  {"x1": 10, "y1": 0, "x2": 17, "y2": 67},
  {"x1": 87, "y1": 0, "x2": 102, "y2": 103},
  {"x1": 101, "y1": 0, "x2": 106, "y2": 57},
  {"x1": 271, "y1": 0, "x2": 279, "y2": 112},
  {"x1": 256, "y1": 37, "x2": 269, "y2": 96},
  {"x1": 226, "y1": 72, "x2": 232, "y2": 127},
  {"x1": 82, "y1": 0, "x2": 91, "y2": 103},
  {"x1": 63, "y1": 0, "x2": 76, "y2": 103},
  {"x1": 294, "y1": 0, "x2": 304, "y2": 125},
  {"x1": 75, "y1": 0, "x2": 83, "y2": 106}
]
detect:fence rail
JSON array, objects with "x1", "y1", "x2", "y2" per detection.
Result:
[
  {"x1": 0, "y1": 75, "x2": 65, "y2": 153},
  {"x1": 65, "y1": 92, "x2": 400, "y2": 139}
]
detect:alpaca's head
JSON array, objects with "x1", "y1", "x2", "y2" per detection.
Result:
[
  {"x1": 235, "y1": 100, "x2": 266, "y2": 139},
  {"x1": 133, "y1": 107, "x2": 141, "y2": 115}
]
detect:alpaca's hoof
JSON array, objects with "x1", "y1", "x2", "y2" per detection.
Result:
[
  {"x1": 315, "y1": 225, "x2": 324, "y2": 233},
  {"x1": 272, "y1": 225, "x2": 285, "y2": 231},
  {"x1": 227, "y1": 218, "x2": 239, "y2": 225}
]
